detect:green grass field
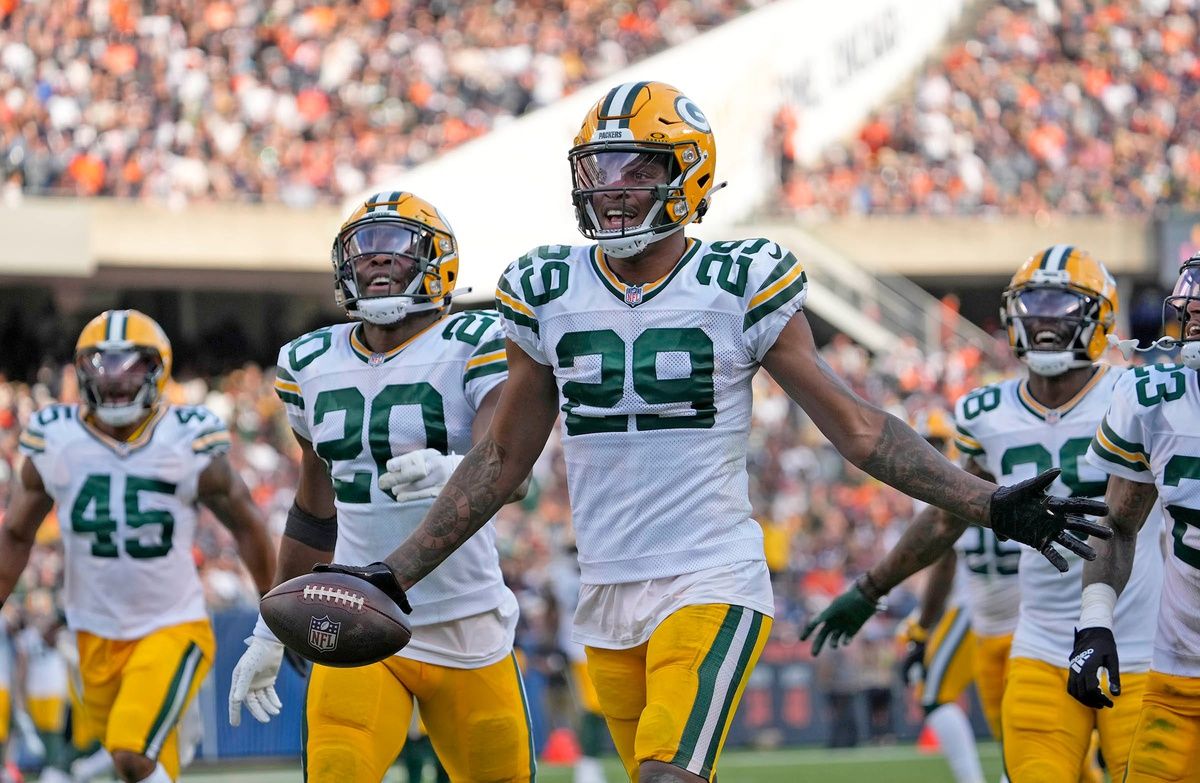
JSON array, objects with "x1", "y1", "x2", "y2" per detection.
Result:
[{"x1": 182, "y1": 743, "x2": 1003, "y2": 782}]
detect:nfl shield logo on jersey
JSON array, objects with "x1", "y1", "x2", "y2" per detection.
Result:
[
  {"x1": 624, "y1": 284, "x2": 644, "y2": 306},
  {"x1": 308, "y1": 615, "x2": 340, "y2": 652}
]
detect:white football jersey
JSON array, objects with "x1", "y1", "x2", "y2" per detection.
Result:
[
  {"x1": 951, "y1": 525, "x2": 1021, "y2": 638},
  {"x1": 274, "y1": 314, "x2": 516, "y2": 665},
  {"x1": 18, "y1": 404, "x2": 223, "y2": 639},
  {"x1": 1088, "y1": 363, "x2": 1200, "y2": 677},
  {"x1": 953, "y1": 365, "x2": 1162, "y2": 669},
  {"x1": 15, "y1": 627, "x2": 68, "y2": 700},
  {"x1": 496, "y1": 238, "x2": 807, "y2": 588}
]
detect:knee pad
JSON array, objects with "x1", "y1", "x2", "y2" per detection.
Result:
[{"x1": 460, "y1": 711, "x2": 527, "y2": 781}]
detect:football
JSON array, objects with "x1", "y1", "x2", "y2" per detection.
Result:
[{"x1": 260, "y1": 571, "x2": 412, "y2": 667}]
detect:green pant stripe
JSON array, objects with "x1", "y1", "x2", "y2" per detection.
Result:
[
  {"x1": 143, "y1": 642, "x2": 202, "y2": 759},
  {"x1": 699, "y1": 610, "x2": 764, "y2": 776},
  {"x1": 511, "y1": 653, "x2": 537, "y2": 781},
  {"x1": 922, "y1": 609, "x2": 970, "y2": 708},
  {"x1": 672, "y1": 606, "x2": 744, "y2": 767}
]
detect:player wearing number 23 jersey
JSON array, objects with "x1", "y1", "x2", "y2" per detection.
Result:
[
  {"x1": 3, "y1": 309, "x2": 276, "y2": 783},
  {"x1": 1076, "y1": 254, "x2": 1200, "y2": 782}
]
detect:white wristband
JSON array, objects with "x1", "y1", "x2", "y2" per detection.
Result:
[
  {"x1": 1079, "y1": 583, "x2": 1117, "y2": 630},
  {"x1": 250, "y1": 613, "x2": 281, "y2": 644}
]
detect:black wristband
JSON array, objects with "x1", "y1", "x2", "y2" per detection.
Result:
[{"x1": 284, "y1": 503, "x2": 337, "y2": 551}]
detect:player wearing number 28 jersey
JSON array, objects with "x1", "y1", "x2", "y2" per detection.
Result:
[
  {"x1": 0, "y1": 310, "x2": 276, "y2": 783},
  {"x1": 313, "y1": 82, "x2": 1112, "y2": 783},
  {"x1": 1073, "y1": 253, "x2": 1200, "y2": 782}
]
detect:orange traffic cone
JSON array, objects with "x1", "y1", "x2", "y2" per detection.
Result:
[
  {"x1": 542, "y1": 727, "x2": 582, "y2": 764},
  {"x1": 917, "y1": 723, "x2": 940, "y2": 754}
]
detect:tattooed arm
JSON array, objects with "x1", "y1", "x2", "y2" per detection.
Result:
[
  {"x1": 1082, "y1": 475, "x2": 1157, "y2": 595},
  {"x1": 864, "y1": 461, "x2": 994, "y2": 599},
  {"x1": 761, "y1": 314, "x2": 995, "y2": 523},
  {"x1": 384, "y1": 340, "x2": 559, "y2": 589}
]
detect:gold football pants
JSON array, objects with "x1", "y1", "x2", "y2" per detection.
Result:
[{"x1": 1123, "y1": 670, "x2": 1200, "y2": 782}]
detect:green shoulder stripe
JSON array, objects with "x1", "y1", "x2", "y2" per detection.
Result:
[
  {"x1": 754, "y1": 251, "x2": 799, "y2": 294},
  {"x1": 1089, "y1": 437, "x2": 1148, "y2": 473},
  {"x1": 275, "y1": 365, "x2": 296, "y2": 383},
  {"x1": 276, "y1": 389, "x2": 305, "y2": 409},
  {"x1": 464, "y1": 361, "x2": 508, "y2": 385},
  {"x1": 471, "y1": 337, "x2": 507, "y2": 358},
  {"x1": 743, "y1": 270, "x2": 807, "y2": 331},
  {"x1": 1100, "y1": 417, "x2": 1148, "y2": 458}
]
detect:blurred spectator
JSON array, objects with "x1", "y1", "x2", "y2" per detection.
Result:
[
  {"x1": 776, "y1": 0, "x2": 1200, "y2": 216},
  {"x1": 0, "y1": 0, "x2": 762, "y2": 207}
]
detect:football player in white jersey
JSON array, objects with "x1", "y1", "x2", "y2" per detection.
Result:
[
  {"x1": 806, "y1": 246, "x2": 1164, "y2": 782},
  {"x1": 0, "y1": 309, "x2": 276, "y2": 783},
  {"x1": 226, "y1": 192, "x2": 535, "y2": 782},
  {"x1": 312, "y1": 83, "x2": 1108, "y2": 783},
  {"x1": 1072, "y1": 253, "x2": 1200, "y2": 782}
]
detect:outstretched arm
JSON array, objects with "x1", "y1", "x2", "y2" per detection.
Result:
[
  {"x1": 198, "y1": 453, "x2": 276, "y2": 595},
  {"x1": 761, "y1": 315, "x2": 994, "y2": 522},
  {"x1": 384, "y1": 340, "x2": 559, "y2": 589},
  {"x1": 0, "y1": 459, "x2": 54, "y2": 606}
]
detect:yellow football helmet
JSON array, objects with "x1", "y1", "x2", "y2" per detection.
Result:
[
  {"x1": 332, "y1": 191, "x2": 460, "y2": 325},
  {"x1": 569, "y1": 81, "x2": 720, "y2": 258},
  {"x1": 75, "y1": 309, "x2": 172, "y2": 426},
  {"x1": 1002, "y1": 244, "x2": 1118, "y2": 376}
]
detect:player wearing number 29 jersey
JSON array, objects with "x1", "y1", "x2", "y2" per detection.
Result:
[
  {"x1": 3, "y1": 309, "x2": 276, "y2": 783},
  {"x1": 1076, "y1": 254, "x2": 1200, "y2": 781}
]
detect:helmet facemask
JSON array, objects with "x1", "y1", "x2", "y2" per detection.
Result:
[
  {"x1": 1164, "y1": 260, "x2": 1200, "y2": 369},
  {"x1": 334, "y1": 219, "x2": 450, "y2": 325},
  {"x1": 1003, "y1": 286, "x2": 1104, "y2": 377},
  {"x1": 569, "y1": 144, "x2": 698, "y2": 259},
  {"x1": 76, "y1": 347, "x2": 164, "y2": 427}
]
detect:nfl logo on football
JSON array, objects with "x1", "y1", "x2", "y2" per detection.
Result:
[
  {"x1": 308, "y1": 615, "x2": 341, "y2": 652},
  {"x1": 624, "y1": 284, "x2": 644, "y2": 306}
]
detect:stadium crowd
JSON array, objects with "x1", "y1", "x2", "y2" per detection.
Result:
[
  {"x1": 774, "y1": 0, "x2": 1200, "y2": 216},
  {"x1": 0, "y1": 0, "x2": 760, "y2": 207}
]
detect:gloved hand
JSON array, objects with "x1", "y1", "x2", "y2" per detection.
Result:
[
  {"x1": 229, "y1": 633, "x2": 284, "y2": 727},
  {"x1": 898, "y1": 620, "x2": 929, "y2": 685},
  {"x1": 313, "y1": 561, "x2": 413, "y2": 614},
  {"x1": 800, "y1": 585, "x2": 878, "y2": 655},
  {"x1": 1067, "y1": 626, "x2": 1121, "y2": 708},
  {"x1": 378, "y1": 448, "x2": 464, "y2": 502},
  {"x1": 989, "y1": 468, "x2": 1111, "y2": 572}
]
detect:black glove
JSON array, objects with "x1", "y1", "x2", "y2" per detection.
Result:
[
  {"x1": 313, "y1": 561, "x2": 413, "y2": 614},
  {"x1": 800, "y1": 585, "x2": 878, "y2": 655},
  {"x1": 1067, "y1": 626, "x2": 1121, "y2": 708},
  {"x1": 989, "y1": 468, "x2": 1112, "y2": 572},
  {"x1": 900, "y1": 639, "x2": 927, "y2": 685}
]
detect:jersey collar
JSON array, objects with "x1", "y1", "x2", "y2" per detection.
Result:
[
  {"x1": 80, "y1": 403, "x2": 169, "y2": 456},
  {"x1": 348, "y1": 318, "x2": 445, "y2": 366},
  {"x1": 589, "y1": 238, "x2": 700, "y2": 308},
  {"x1": 1017, "y1": 364, "x2": 1110, "y2": 422}
]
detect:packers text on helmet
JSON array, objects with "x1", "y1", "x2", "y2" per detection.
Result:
[
  {"x1": 1002, "y1": 245, "x2": 1118, "y2": 377},
  {"x1": 333, "y1": 191, "x2": 460, "y2": 325},
  {"x1": 75, "y1": 309, "x2": 172, "y2": 427},
  {"x1": 569, "y1": 81, "x2": 719, "y2": 258}
]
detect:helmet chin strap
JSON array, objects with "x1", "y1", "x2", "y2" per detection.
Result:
[
  {"x1": 1022, "y1": 351, "x2": 1077, "y2": 377},
  {"x1": 352, "y1": 288, "x2": 471, "y2": 326},
  {"x1": 599, "y1": 224, "x2": 682, "y2": 259},
  {"x1": 1106, "y1": 333, "x2": 1200, "y2": 367}
]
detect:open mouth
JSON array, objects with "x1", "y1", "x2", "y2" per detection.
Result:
[
  {"x1": 365, "y1": 273, "x2": 398, "y2": 295},
  {"x1": 1032, "y1": 329, "x2": 1065, "y2": 349},
  {"x1": 600, "y1": 207, "x2": 639, "y2": 231}
]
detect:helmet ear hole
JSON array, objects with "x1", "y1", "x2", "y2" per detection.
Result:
[{"x1": 447, "y1": 270, "x2": 455, "y2": 282}]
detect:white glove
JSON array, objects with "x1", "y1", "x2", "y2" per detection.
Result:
[
  {"x1": 378, "y1": 448, "x2": 464, "y2": 502},
  {"x1": 229, "y1": 619, "x2": 284, "y2": 727}
]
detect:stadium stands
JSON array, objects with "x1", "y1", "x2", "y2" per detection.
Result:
[
  {"x1": 0, "y1": 0, "x2": 760, "y2": 206},
  {"x1": 776, "y1": 0, "x2": 1200, "y2": 216}
]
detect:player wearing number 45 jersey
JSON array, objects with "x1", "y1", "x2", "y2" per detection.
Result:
[
  {"x1": 1072, "y1": 253, "x2": 1200, "y2": 782},
  {"x1": 807, "y1": 246, "x2": 1164, "y2": 783},
  {"x1": 307, "y1": 82, "x2": 1110, "y2": 783},
  {"x1": 228, "y1": 191, "x2": 534, "y2": 783},
  {"x1": 0, "y1": 310, "x2": 277, "y2": 783}
]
